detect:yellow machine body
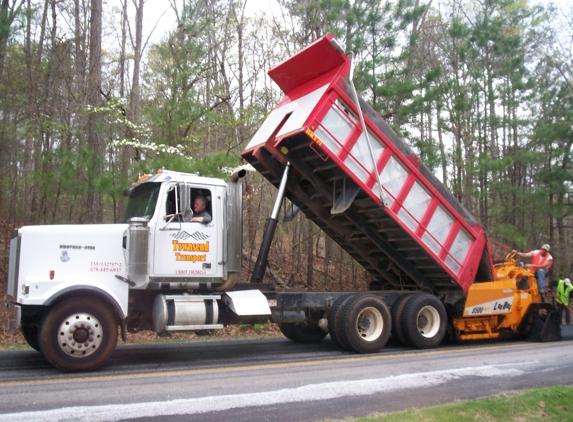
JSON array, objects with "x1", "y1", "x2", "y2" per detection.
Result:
[{"x1": 452, "y1": 258, "x2": 540, "y2": 340}]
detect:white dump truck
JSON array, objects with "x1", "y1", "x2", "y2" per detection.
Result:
[{"x1": 4, "y1": 34, "x2": 560, "y2": 372}]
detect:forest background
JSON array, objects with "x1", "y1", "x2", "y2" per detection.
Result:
[{"x1": 0, "y1": 0, "x2": 572, "y2": 295}]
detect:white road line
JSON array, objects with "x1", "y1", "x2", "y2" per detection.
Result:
[{"x1": 0, "y1": 364, "x2": 526, "y2": 421}]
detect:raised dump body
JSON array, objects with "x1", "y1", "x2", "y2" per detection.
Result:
[{"x1": 242, "y1": 34, "x2": 495, "y2": 299}]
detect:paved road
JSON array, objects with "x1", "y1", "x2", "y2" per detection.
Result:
[{"x1": 1, "y1": 326, "x2": 573, "y2": 421}]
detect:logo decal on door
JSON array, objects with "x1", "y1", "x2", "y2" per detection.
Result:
[{"x1": 171, "y1": 231, "x2": 211, "y2": 241}]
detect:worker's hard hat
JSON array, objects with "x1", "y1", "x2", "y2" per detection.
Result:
[
  {"x1": 541, "y1": 244, "x2": 550, "y2": 252},
  {"x1": 565, "y1": 278, "x2": 571, "y2": 286}
]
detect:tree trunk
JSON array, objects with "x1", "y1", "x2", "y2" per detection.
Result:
[
  {"x1": 0, "y1": 0, "x2": 10, "y2": 81},
  {"x1": 0, "y1": 0, "x2": 24, "y2": 81},
  {"x1": 87, "y1": 0, "x2": 103, "y2": 222},
  {"x1": 129, "y1": 0, "x2": 143, "y2": 121},
  {"x1": 306, "y1": 219, "x2": 314, "y2": 288}
]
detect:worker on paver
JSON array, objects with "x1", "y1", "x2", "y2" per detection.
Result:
[
  {"x1": 550, "y1": 278, "x2": 573, "y2": 325},
  {"x1": 512, "y1": 244, "x2": 553, "y2": 293}
]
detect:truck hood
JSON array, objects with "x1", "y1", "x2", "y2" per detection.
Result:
[{"x1": 18, "y1": 224, "x2": 129, "y2": 283}]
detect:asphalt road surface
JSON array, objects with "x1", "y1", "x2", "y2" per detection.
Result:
[{"x1": 1, "y1": 326, "x2": 573, "y2": 422}]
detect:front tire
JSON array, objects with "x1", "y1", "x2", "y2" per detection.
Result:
[
  {"x1": 21, "y1": 322, "x2": 41, "y2": 352},
  {"x1": 39, "y1": 298, "x2": 118, "y2": 372}
]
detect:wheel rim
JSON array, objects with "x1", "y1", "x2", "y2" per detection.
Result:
[
  {"x1": 417, "y1": 306, "x2": 440, "y2": 338},
  {"x1": 356, "y1": 307, "x2": 383, "y2": 341},
  {"x1": 57, "y1": 313, "x2": 104, "y2": 358}
]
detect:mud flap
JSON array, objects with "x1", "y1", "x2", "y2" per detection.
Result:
[
  {"x1": 4, "y1": 300, "x2": 21, "y2": 334},
  {"x1": 526, "y1": 311, "x2": 562, "y2": 342}
]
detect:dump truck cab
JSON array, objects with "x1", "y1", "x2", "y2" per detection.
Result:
[{"x1": 123, "y1": 171, "x2": 228, "y2": 284}]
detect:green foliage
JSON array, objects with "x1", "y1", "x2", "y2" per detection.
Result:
[
  {"x1": 143, "y1": 3, "x2": 216, "y2": 150},
  {"x1": 413, "y1": 137, "x2": 440, "y2": 171},
  {"x1": 0, "y1": 0, "x2": 25, "y2": 41},
  {"x1": 128, "y1": 151, "x2": 242, "y2": 181},
  {"x1": 496, "y1": 224, "x2": 529, "y2": 249},
  {"x1": 529, "y1": 58, "x2": 573, "y2": 234}
]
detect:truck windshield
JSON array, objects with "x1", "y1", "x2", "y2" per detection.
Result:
[{"x1": 122, "y1": 183, "x2": 161, "y2": 223}]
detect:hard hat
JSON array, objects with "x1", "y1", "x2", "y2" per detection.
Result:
[
  {"x1": 565, "y1": 278, "x2": 571, "y2": 286},
  {"x1": 541, "y1": 244, "x2": 550, "y2": 252}
]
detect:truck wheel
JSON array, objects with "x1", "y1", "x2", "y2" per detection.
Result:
[
  {"x1": 390, "y1": 294, "x2": 414, "y2": 346},
  {"x1": 327, "y1": 294, "x2": 353, "y2": 350},
  {"x1": 400, "y1": 294, "x2": 446, "y2": 349},
  {"x1": 21, "y1": 322, "x2": 41, "y2": 352},
  {"x1": 39, "y1": 298, "x2": 118, "y2": 372},
  {"x1": 279, "y1": 323, "x2": 328, "y2": 343},
  {"x1": 338, "y1": 295, "x2": 391, "y2": 354}
]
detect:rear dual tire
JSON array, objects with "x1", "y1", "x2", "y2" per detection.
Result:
[
  {"x1": 395, "y1": 294, "x2": 447, "y2": 349},
  {"x1": 329, "y1": 294, "x2": 391, "y2": 354},
  {"x1": 279, "y1": 323, "x2": 328, "y2": 343},
  {"x1": 327, "y1": 294, "x2": 353, "y2": 350},
  {"x1": 390, "y1": 294, "x2": 413, "y2": 346}
]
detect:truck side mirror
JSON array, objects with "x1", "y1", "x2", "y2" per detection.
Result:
[
  {"x1": 164, "y1": 184, "x2": 190, "y2": 222},
  {"x1": 164, "y1": 185, "x2": 176, "y2": 221},
  {"x1": 178, "y1": 182, "x2": 192, "y2": 220}
]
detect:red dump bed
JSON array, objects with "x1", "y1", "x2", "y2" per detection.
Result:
[{"x1": 242, "y1": 34, "x2": 494, "y2": 295}]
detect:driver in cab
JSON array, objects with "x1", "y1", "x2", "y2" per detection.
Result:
[{"x1": 188, "y1": 196, "x2": 211, "y2": 224}]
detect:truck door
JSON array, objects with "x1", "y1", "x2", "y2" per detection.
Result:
[{"x1": 152, "y1": 183, "x2": 221, "y2": 277}]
